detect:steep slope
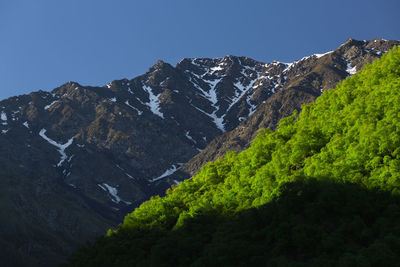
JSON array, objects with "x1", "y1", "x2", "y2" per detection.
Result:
[
  {"x1": 0, "y1": 168, "x2": 114, "y2": 267},
  {"x1": 178, "y1": 38, "x2": 400, "y2": 178},
  {"x1": 64, "y1": 45, "x2": 400, "y2": 266},
  {"x1": 0, "y1": 53, "x2": 287, "y2": 265},
  {"x1": 0, "y1": 55, "x2": 285, "y2": 214},
  {"x1": 0, "y1": 38, "x2": 397, "y2": 265}
]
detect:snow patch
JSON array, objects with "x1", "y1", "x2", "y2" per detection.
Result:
[
  {"x1": 190, "y1": 58, "x2": 202, "y2": 67},
  {"x1": 143, "y1": 85, "x2": 164, "y2": 118},
  {"x1": 229, "y1": 76, "x2": 258, "y2": 114},
  {"x1": 283, "y1": 50, "x2": 332, "y2": 73},
  {"x1": 346, "y1": 62, "x2": 357, "y2": 75},
  {"x1": 209, "y1": 110, "x2": 225, "y2": 132},
  {"x1": 116, "y1": 164, "x2": 136, "y2": 180},
  {"x1": 160, "y1": 77, "x2": 169, "y2": 86},
  {"x1": 150, "y1": 163, "x2": 183, "y2": 182},
  {"x1": 185, "y1": 130, "x2": 196, "y2": 143},
  {"x1": 11, "y1": 110, "x2": 19, "y2": 120},
  {"x1": 39, "y1": 129, "x2": 74, "y2": 167},
  {"x1": 314, "y1": 51, "x2": 333, "y2": 58},
  {"x1": 185, "y1": 60, "x2": 228, "y2": 132},
  {"x1": 211, "y1": 115, "x2": 225, "y2": 132},
  {"x1": 211, "y1": 66, "x2": 223, "y2": 72},
  {"x1": 204, "y1": 79, "x2": 221, "y2": 105},
  {"x1": 98, "y1": 183, "x2": 131, "y2": 204},
  {"x1": 186, "y1": 57, "x2": 277, "y2": 131},
  {"x1": 125, "y1": 100, "x2": 143, "y2": 115},
  {"x1": 1, "y1": 111, "x2": 7, "y2": 126},
  {"x1": 228, "y1": 62, "x2": 262, "y2": 117},
  {"x1": 203, "y1": 78, "x2": 225, "y2": 132},
  {"x1": 210, "y1": 63, "x2": 224, "y2": 73},
  {"x1": 124, "y1": 172, "x2": 135, "y2": 179},
  {"x1": 109, "y1": 97, "x2": 117, "y2": 102},
  {"x1": 246, "y1": 93, "x2": 258, "y2": 116},
  {"x1": 67, "y1": 155, "x2": 74, "y2": 162},
  {"x1": 44, "y1": 100, "x2": 59, "y2": 110}
]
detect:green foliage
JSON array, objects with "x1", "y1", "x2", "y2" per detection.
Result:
[{"x1": 64, "y1": 46, "x2": 400, "y2": 266}]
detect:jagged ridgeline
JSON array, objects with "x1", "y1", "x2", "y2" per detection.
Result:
[{"x1": 64, "y1": 47, "x2": 400, "y2": 266}]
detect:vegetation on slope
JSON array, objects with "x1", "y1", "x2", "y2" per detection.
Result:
[{"x1": 64, "y1": 46, "x2": 400, "y2": 266}]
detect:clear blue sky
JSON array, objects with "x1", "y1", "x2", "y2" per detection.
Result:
[{"x1": 0, "y1": 0, "x2": 399, "y2": 100}]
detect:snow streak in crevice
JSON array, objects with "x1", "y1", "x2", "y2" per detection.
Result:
[
  {"x1": 39, "y1": 129, "x2": 74, "y2": 167},
  {"x1": 44, "y1": 100, "x2": 59, "y2": 110},
  {"x1": 143, "y1": 85, "x2": 164, "y2": 118},
  {"x1": 116, "y1": 164, "x2": 136, "y2": 180},
  {"x1": 125, "y1": 100, "x2": 143, "y2": 115},
  {"x1": 185, "y1": 130, "x2": 196, "y2": 144},
  {"x1": 187, "y1": 61, "x2": 227, "y2": 132},
  {"x1": 98, "y1": 183, "x2": 131, "y2": 205},
  {"x1": 150, "y1": 163, "x2": 184, "y2": 182}
]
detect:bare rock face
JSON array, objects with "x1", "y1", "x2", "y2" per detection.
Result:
[{"x1": 0, "y1": 38, "x2": 397, "y2": 266}]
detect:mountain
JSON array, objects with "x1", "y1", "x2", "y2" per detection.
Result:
[
  {"x1": 176, "y1": 38, "x2": 400, "y2": 178},
  {"x1": 0, "y1": 38, "x2": 397, "y2": 266},
  {"x1": 64, "y1": 45, "x2": 400, "y2": 266}
]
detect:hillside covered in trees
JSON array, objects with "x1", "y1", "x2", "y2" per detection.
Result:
[{"x1": 64, "y1": 46, "x2": 400, "y2": 266}]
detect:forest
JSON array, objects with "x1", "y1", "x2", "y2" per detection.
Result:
[{"x1": 64, "y1": 46, "x2": 400, "y2": 266}]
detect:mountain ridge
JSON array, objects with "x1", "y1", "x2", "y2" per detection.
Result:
[
  {"x1": 176, "y1": 38, "x2": 400, "y2": 178},
  {"x1": 0, "y1": 38, "x2": 398, "y2": 266},
  {"x1": 64, "y1": 44, "x2": 400, "y2": 267}
]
